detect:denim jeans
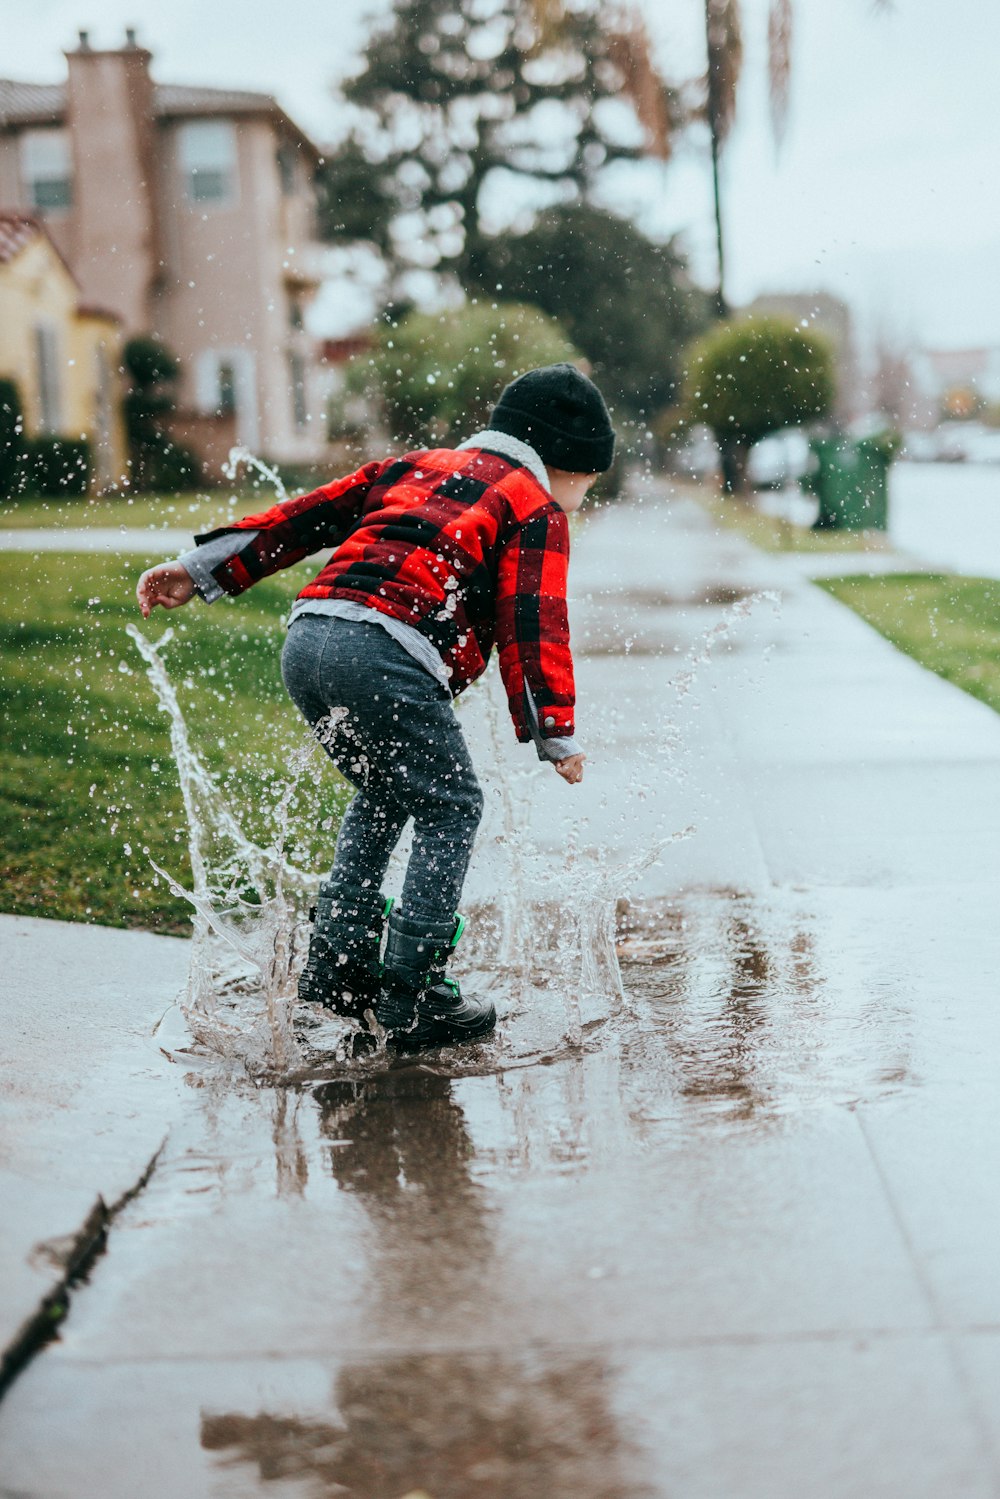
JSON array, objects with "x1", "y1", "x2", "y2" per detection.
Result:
[{"x1": 280, "y1": 614, "x2": 484, "y2": 927}]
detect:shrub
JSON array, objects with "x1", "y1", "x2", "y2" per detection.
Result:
[
  {"x1": 141, "y1": 436, "x2": 201, "y2": 493},
  {"x1": 123, "y1": 336, "x2": 179, "y2": 389},
  {"x1": 28, "y1": 436, "x2": 92, "y2": 497},
  {"x1": 356, "y1": 301, "x2": 581, "y2": 449},
  {"x1": 0, "y1": 379, "x2": 27, "y2": 500}
]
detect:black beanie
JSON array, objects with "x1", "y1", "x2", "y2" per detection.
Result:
[{"x1": 488, "y1": 363, "x2": 616, "y2": 474}]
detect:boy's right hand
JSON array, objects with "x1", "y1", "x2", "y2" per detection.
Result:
[
  {"x1": 554, "y1": 753, "x2": 585, "y2": 784},
  {"x1": 136, "y1": 562, "x2": 196, "y2": 618}
]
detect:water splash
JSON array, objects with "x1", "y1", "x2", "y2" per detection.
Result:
[
  {"x1": 223, "y1": 445, "x2": 290, "y2": 504},
  {"x1": 470, "y1": 669, "x2": 692, "y2": 1043},
  {"x1": 126, "y1": 622, "x2": 317, "y2": 1074}
]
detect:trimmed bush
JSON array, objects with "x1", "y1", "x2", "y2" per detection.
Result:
[
  {"x1": 122, "y1": 335, "x2": 199, "y2": 491},
  {"x1": 683, "y1": 316, "x2": 836, "y2": 493},
  {"x1": 142, "y1": 436, "x2": 201, "y2": 493},
  {"x1": 28, "y1": 436, "x2": 92, "y2": 497}
]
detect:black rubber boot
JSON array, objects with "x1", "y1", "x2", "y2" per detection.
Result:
[
  {"x1": 376, "y1": 909, "x2": 496, "y2": 1052},
  {"x1": 298, "y1": 881, "x2": 390, "y2": 1021}
]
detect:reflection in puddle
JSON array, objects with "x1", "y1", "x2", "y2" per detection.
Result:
[
  {"x1": 201, "y1": 1350, "x2": 652, "y2": 1499},
  {"x1": 312, "y1": 1070, "x2": 495, "y2": 1312},
  {"x1": 616, "y1": 890, "x2": 915, "y2": 1128},
  {"x1": 196, "y1": 1070, "x2": 653, "y2": 1496}
]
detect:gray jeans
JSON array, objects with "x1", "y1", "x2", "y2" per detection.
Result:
[{"x1": 281, "y1": 615, "x2": 484, "y2": 927}]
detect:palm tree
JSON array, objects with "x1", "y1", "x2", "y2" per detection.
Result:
[
  {"x1": 703, "y1": 0, "x2": 891, "y2": 317},
  {"x1": 704, "y1": 0, "x2": 788, "y2": 317}
]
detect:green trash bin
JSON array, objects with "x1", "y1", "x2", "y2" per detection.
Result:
[{"x1": 803, "y1": 433, "x2": 898, "y2": 532}]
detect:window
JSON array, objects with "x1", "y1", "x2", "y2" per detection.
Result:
[
  {"x1": 288, "y1": 352, "x2": 308, "y2": 429},
  {"x1": 276, "y1": 144, "x2": 298, "y2": 197},
  {"x1": 178, "y1": 120, "x2": 237, "y2": 205},
  {"x1": 21, "y1": 130, "x2": 72, "y2": 212},
  {"x1": 195, "y1": 350, "x2": 259, "y2": 448},
  {"x1": 34, "y1": 324, "x2": 61, "y2": 432},
  {"x1": 217, "y1": 362, "x2": 237, "y2": 416}
]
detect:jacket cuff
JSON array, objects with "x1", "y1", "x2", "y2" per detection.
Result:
[
  {"x1": 535, "y1": 734, "x2": 581, "y2": 763},
  {"x1": 174, "y1": 546, "x2": 223, "y2": 603},
  {"x1": 173, "y1": 530, "x2": 260, "y2": 604}
]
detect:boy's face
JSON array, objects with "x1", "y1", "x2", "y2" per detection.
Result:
[{"x1": 546, "y1": 469, "x2": 598, "y2": 514}]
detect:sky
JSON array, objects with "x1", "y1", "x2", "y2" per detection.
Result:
[{"x1": 6, "y1": 0, "x2": 1000, "y2": 355}]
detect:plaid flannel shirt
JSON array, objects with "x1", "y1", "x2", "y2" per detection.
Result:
[{"x1": 194, "y1": 444, "x2": 576, "y2": 743}]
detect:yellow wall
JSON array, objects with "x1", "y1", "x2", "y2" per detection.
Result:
[{"x1": 0, "y1": 233, "x2": 127, "y2": 490}]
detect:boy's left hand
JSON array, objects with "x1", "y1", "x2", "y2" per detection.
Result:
[
  {"x1": 554, "y1": 753, "x2": 585, "y2": 784},
  {"x1": 136, "y1": 562, "x2": 195, "y2": 618}
]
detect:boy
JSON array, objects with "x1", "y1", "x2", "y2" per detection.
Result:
[{"x1": 137, "y1": 363, "x2": 615, "y2": 1051}]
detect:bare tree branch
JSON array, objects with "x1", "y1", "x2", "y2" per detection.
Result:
[{"x1": 767, "y1": 0, "x2": 793, "y2": 148}]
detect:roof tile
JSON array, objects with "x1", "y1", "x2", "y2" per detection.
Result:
[{"x1": 0, "y1": 211, "x2": 41, "y2": 265}]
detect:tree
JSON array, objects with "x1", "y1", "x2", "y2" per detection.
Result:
[
  {"x1": 683, "y1": 316, "x2": 835, "y2": 493},
  {"x1": 481, "y1": 203, "x2": 711, "y2": 425},
  {"x1": 355, "y1": 301, "x2": 580, "y2": 448},
  {"x1": 699, "y1": 0, "x2": 890, "y2": 315},
  {"x1": 317, "y1": 0, "x2": 677, "y2": 290}
]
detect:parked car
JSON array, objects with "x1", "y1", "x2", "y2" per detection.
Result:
[
  {"x1": 899, "y1": 431, "x2": 938, "y2": 462},
  {"x1": 669, "y1": 424, "x2": 720, "y2": 480},
  {"x1": 960, "y1": 427, "x2": 1000, "y2": 464},
  {"x1": 931, "y1": 421, "x2": 1000, "y2": 463}
]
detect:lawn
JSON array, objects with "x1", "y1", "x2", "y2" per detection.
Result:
[
  {"x1": 0, "y1": 551, "x2": 351, "y2": 933},
  {"x1": 695, "y1": 487, "x2": 893, "y2": 555},
  {"x1": 818, "y1": 573, "x2": 1000, "y2": 717}
]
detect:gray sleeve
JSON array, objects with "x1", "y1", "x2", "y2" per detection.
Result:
[
  {"x1": 535, "y1": 734, "x2": 583, "y2": 763},
  {"x1": 173, "y1": 530, "x2": 259, "y2": 604}
]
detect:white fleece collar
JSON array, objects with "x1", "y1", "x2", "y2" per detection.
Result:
[{"x1": 458, "y1": 429, "x2": 550, "y2": 494}]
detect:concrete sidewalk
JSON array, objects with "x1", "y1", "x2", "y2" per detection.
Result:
[
  {"x1": 0, "y1": 527, "x2": 193, "y2": 553},
  {"x1": 2, "y1": 488, "x2": 1000, "y2": 1497}
]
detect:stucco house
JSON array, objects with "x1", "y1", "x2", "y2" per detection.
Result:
[
  {"x1": 0, "y1": 30, "x2": 334, "y2": 478},
  {"x1": 0, "y1": 211, "x2": 126, "y2": 490}
]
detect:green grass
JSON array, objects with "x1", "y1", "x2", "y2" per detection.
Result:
[
  {"x1": 0, "y1": 487, "x2": 270, "y2": 533},
  {"x1": 695, "y1": 487, "x2": 893, "y2": 555},
  {"x1": 819, "y1": 573, "x2": 1000, "y2": 716},
  {"x1": 0, "y1": 552, "x2": 351, "y2": 933}
]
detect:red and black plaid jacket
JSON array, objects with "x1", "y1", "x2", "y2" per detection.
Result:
[{"x1": 195, "y1": 444, "x2": 576, "y2": 742}]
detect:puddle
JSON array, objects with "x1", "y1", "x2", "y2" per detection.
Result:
[
  {"x1": 0, "y1": 874, "x2": 935, "y2": 1498},
  {"x1": 609, "y1": 583, "x2": 763, "y2": 609}
]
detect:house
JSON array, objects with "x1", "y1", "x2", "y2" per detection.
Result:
[
  {"x1": 0, "y1": 30, "x2": 334, "y2": 478},
  {"x1": 0, "y1": 211, "x2": 126, "y2": 490},
  {"x1": 911, "y1": 347, "x2": 1000, "y2": 417}
]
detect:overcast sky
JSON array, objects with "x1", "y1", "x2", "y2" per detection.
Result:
[{"x1": 7, "y1": 0, "x2": 1000, "y2": 353}]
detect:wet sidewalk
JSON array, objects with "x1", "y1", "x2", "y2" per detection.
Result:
[
  {"x1": 3, "y1": 486, "x2": 1000, "y2": 1497},
  {"x1": 0, "y1": 917, "x2": 189, "y2": 1384}
]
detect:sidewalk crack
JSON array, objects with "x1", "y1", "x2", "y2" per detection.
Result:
[{"x1": 853, "y1": 1104, "x2": 1000, "y2": 1494}]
